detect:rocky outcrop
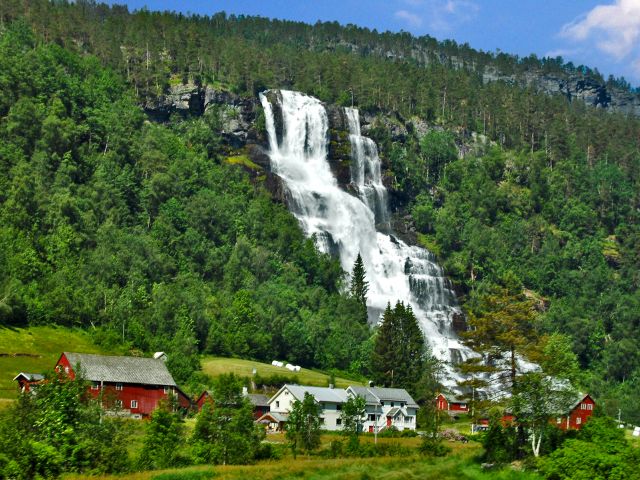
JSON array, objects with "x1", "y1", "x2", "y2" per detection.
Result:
[
  {"x1": 144, "y1": 83, "x2": 261, "y2": 146},
  {"x1": 325, "y1": 105, "x2": 353, "y2": 189},
  {"x1": 482, "y1": 67, "x2": 640, "y2": 116}
]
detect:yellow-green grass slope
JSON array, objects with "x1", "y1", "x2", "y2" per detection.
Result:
[
  {"x1": 0, "y1": 326, "x2": 108, "y2": 401},
  {"x1": 201, "y1": 356, "x2": 365, "y2": 389}
]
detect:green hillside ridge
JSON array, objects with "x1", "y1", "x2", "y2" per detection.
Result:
[{"x1": 0, "y1": 326, "x2": 109, "y2": 400}]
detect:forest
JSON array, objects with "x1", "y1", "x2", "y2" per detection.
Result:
[{"x1": 0, "y1": 0, "x2": 638, "y2": 427}]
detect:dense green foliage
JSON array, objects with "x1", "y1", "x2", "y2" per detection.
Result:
[
  {"x1": 191, "y1": 374, "x2": 264, "y2": 465},
  {"x1": 0, "y1": 0, "x2": 638, "y2": 427},
  {"x1": 538, "y1": 417, "x2": 640, "y2": 479},
  {"x1": 371, "y1": 301, "x2": 426, "y2": 392},
  {"x1": 0, "y1": 22, "x2": 370, "y2": 384},
  {"x1": 285, "y1": 392, "x2": 322, "y2": 458},
  {"x1": 0, "y1": 373, "x2": 131, "y2": 478}
]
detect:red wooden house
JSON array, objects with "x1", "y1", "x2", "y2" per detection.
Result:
[
  {"x1": 436, "y1": 393, "x2": 469, "y2": 413},
  {"x1": 554, "y1": 393, "x2": 595, "y2": 430},
  {"x1": 56, "y1": 352, "x2": 191, "y2": 418},
  {"x1": 13, "y1": 372, "x2": 44, "y2": 393}
]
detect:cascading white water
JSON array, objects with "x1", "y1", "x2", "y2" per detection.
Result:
[{"x1": 260, "y1": 90, "x2": 474, "y2": 385}]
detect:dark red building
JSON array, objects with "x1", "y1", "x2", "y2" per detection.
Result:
[
  {"x1": 13, "y1": 372, "x2": 44, "y2": 393},
  {"x1": 436, "y1": 393, "x2": 469, "y2": 413},
  {"x1": 56, "y1": 352, "x2": 191, "y2": 418},
  {"x1": 554, "y1": 393, "x2": 595, "y2": 430},
  {"x1": 196, "y1": 390, "x2": 270, "y2": 419}
]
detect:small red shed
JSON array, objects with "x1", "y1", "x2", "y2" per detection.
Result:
[
  {"x1": 436, "y1": 393, "x2": 469, "y2": 413},
  {"x1": 56, "y1": 352, "x2": 191, "y2": 418},
  {"x1": 13, "y1": 372, "x2": 44, "y2": 393}
]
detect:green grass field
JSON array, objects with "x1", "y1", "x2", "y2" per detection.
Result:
[
  {"x1": 201, "y1": 356, "x2": 365, "y2": 389},
  {"x1": 0, "y1": 326, "x2": 108, "y2": 400},
  {"x1": 63, "y1": 439, "x2": 541, "y2": 480}
]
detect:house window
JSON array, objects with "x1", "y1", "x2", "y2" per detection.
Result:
[
  {"x1": 319, "y1": 417, "x2": 325, "y2": 424},
  {"x1": 276, "y1": 401, "x2": 280, "y2": 408},
  {"x1": 337, "y1": 404, "x2": 342, "y2": 411},
  {"x1": 406, "y1": 416, "x2": 413, "y2": 423},
  {"x1": 368, "y1": 414, "x2": 376, "y2": 422},
  {"x1": 131, "y1": 400, "x2": 138, "y2": 409},
  {"x1": 115, "y1": 383, "x2": 123, "y2": 391},
  {"x1": 380, "y1": 401, "x2": 384, "y2": 406},
  {"x1": 391, "y1": 402, "x2": 395, "y2": 407},
  {"x1": 91, "y1": 382, "x2": 99, "y2": 390},
  {"x1": 587, "y1": 404, "x2": 593, "y2": 411},
  {"x1": 115, "y1": 400, "x2": 123, "y2": 408},
  {"x1": 576, "y1": 417, "x2": 582, "y2": 425},
  {"x1": 556, "y1": 417, "x2": 562, "y2": 424},
  {"x1": 163, "y1": 386, "x2": 170, "y2": 394},
  {"x1": 401, "y1": 402, "x2": 405, "y2": 407},
  {"x1": 64, "y1": 367, "x2": 70, "y2": 374},
  {"x1": 336, "y1": 418, "x2": 342, "y2": 425}
]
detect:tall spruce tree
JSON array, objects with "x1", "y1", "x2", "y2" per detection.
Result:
[
  {"x1": 350, "y1": 253, "x2": 369, "y2": 324},
  {"x1": 371, "y1": 301, "x2": 426, "y2": 392}
]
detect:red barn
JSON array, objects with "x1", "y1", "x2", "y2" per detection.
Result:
[
  {"x1": 56, "y1": 352, "x2": 191, "y2": 418},
  {"x1": 13, "y1": 372, "x2": 44, "y2": 393},
  {"x1": 554, "y1": 393, "x2": 595, "y2": 430},
  {"x1": 436, "y1": 393, "x2": 469, "y2": 413}
]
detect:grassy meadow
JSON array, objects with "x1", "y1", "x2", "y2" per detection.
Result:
[
  {"x1": 0, "y1": 326, "x2": 108, "y2": 400},
  {"x1": 201, "y1": 356, "x2": 364, "y2": 388},
  {"x1": 63, "y1": 438, "x2": 542, "y2": 480}
]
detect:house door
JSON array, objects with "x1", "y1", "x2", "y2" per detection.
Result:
[
  {"x1": 369, "y1": 426, "x2": 374, "y2": 433},
  {"x1": 386, "y1": 416, "x2": 392, "y2": 427}
]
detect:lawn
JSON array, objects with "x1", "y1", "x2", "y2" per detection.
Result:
[
  {"x1": 201, "y1": 356, "x2": 364, "y2": 389},
  {"x1": 0, "y1": 326, "x2": 108, "y2": 400}
]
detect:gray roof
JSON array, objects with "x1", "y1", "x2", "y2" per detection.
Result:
[
  {"x1": 64, "y1": 352, "x2": 177, "y2": 387},
  {"x1": 258, "y1": 412, "x2": 289, "y2": 423},
  {"x1": 281, "y1": 384, "x2": 349, "y2": 404},
  {"x1": 348, "y1": 386, "x2": 418, "y2": 408},
  {"x1": 386, "y1": 407, "x2": 401, "y2": 417},
  {"x1": 247, "y1": 393, "x2": 270, "y2": 406},
  {"x1": 13, "y1": 373, "x2": 44, "y2": 382}
]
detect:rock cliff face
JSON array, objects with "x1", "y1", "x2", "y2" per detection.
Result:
[{"x1": 482, "y1": 68, "x2": 640, "y2": 116}]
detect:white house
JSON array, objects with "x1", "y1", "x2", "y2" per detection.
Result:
[
  {"x1": 258, "y1": 384, "x2": 418, "y2": 433},
  {"x1": 347, "y1": 386, "x2": 419, "y2": 432}
]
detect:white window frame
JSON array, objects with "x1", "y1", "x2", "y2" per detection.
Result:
[
  {"x1": 163, "y1": 386, "x2": 170, "y2": 394},
  {"x1": 115, "y1": 400, "x2": 123, "y2": 408},
  {"x1": 91, "y1": 382, "x2": 99, "y2": 390},
  {"x1": 131, "y1": 400, "x2": 138, "y2": 409},
  {"x1": 115, "y1": 383, "x2": 123, "y2": 391},
  {"x1": 576, "y1": 417, "x2": 582, "y2": 425}
]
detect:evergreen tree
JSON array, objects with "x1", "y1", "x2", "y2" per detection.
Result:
[
  {"x1": 371, "y1": 301, "x2": 426, "y2": 392},
  {"x1": 350, "y1": 253, "x2": 369, "y2": 324},
  {"x1": 286, "y1": 392, "x2": 321, "y2": 458}
]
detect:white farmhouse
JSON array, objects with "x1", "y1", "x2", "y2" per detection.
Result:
[
  {"x1": 347, "y1": 386, "x2": 419, "y2": 432},
  {"x1": 258, "y1": 384, "x2": 418, "y2": 433}
]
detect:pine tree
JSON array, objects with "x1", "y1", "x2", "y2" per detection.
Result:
[
  {"x1": 350, "y1": 253, "x2": 369, "y2": 306},
  {"x1": 350, "y1": 253, "x2": 369, "y2": 325},
  {"x1": 371, "y1": 301, "x2": 426, "y2": 392}
]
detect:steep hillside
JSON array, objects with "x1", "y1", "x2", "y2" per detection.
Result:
[{"x1": 0, "y1": 2, "x2": 639, "y2": 423}]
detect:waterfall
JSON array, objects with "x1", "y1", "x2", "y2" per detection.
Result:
[{"x1": 259, "y1": 90, "x2": 473, "y2": 385}]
